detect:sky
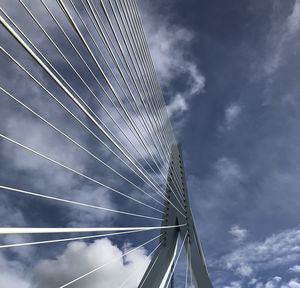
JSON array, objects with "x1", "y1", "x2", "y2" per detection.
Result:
[
  {"x1": 140, "y1": 0, "x2": 300, "y2": 287},
  {"x1": 1, "y1": 0, "x2": 300, "y2": 288}
]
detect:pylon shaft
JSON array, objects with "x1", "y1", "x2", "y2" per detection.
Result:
[{"x1": 138, "y1": 145, "x2": 213, "y2": 288}]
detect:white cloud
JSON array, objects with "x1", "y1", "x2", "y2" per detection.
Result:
[
  {"x1": 32, "y1": 238, "x2": 150, "y2": 288},
  {"x1": 0, "y1": 253, "x2": 30, "y2": 288},
  {"x1": 188, "y1": 157, "x2": 245, "y2": 220},
  {"x1": 229, "y1": 225, "x2": 248, "y2": 243},
  {"x1": 146, "y1": 24, "x2": 193, "y2": 83},
  {"x1": 220, "y1": 226, "x2": 300, "y2": 278},
  {"x1": 142, "y1": 6, "x2": 205, "y2": 129},
  {"x1": 264, "y1": 277, "x2": 282, "y2": 288},
  {"x1": 3, "y1": 113, "x2": 85, "y2": 175},
  {"x1": 167, "y1": 93, "x2": 189, "y2": 116},
  {"x1": 220, "y1": 103, "x2": 243, "y2": 132},
  {"x1": 166, "y1": 64, "x2": 205, "y2": 118},
  {"x1": 287, "y1": 0, "x2": 300, "y2": 35},
  {"x1": 273, "y1": 276, "x2": 282, "y2": 283},
  {"x1": 189, "y1": 157, "x2": 245, "y2": 221},
  {"x1": 1, "y1": 113, "x2": 117, "y2": 226},
  {"x1": 187, "y1": 157, "x2": 246, "y2": 249},
  {"x1": 263, "y1": 0, "x2": 300, "y2": 77},
  {"x1": 249, "y1": 278, "x2": 258, "y2": 285},
  {"x1": 288, "y1": 279, "x2": 300, "y2": 288},
  {"x1": 235, "y1": 263, "x2": 253, "y2": 277},
  {"x1": 224, "y1": 281, "x2": 242, "y2": 288},
  {"x1": 290, "y1": 266, "x2": 300, "y2": 273},
  {"x1": 265, "y1": 280, "x2": 277, "y2": 288},
  {"x1": 251, "y1": 277, "x2": 288, "y2": 288},
  {"x1": 186, "y1": 62, "x2": 206, "y2": 95},
  {"x1": 255, "y1": 282, "x2": 264, "y2": 288},
  {"x1": 67, "y1": 186, "x2": 116, "y2": 227},
  {"x1": 214, "y1": 157, "x2": 244, "y2": 182}
]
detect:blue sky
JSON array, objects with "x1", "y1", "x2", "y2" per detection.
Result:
[
  {"x1": 1, "y1": 0, "x2": 300, "y2": 287},
  {"x1": 140, "y1": 0, "x2": 300, "y2": 287}
]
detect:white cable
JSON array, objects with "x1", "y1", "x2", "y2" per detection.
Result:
[
  {"x1": 124, "y1": 0, "x2": 173, "y2": 150},
  {"x1": 17, "y1": 1, "x2": 156, "y2": 174},
  {"x1": 66, "y1": 0, "x2": 165, "y2": 183},
  {"x1": 96, "y1": 0, "x2": 169, "y2": 167},
  {"x1": 37, "y1": 1, "x2": 171, "y2": 204},
  {"x1": 67, "y1": 0, "x2": 172, "y2": 198},
  {"x1": 1, "y1": 2, "x2": 184, "y2": 211},
  {"x1": 16, "y1": 5, "x2": 180, "y2": 215},
  {"x1": 110, "y1": 0, "x2": 180, "y2": 188},
  {"x1": 0, "y1": 229, "x2": 145, "y2": 249},
  {"x1": 116, "y1": 0, "x2": 186, "y2": 206},
  {"x1": 82, "y1": 0, "x2": 166, "y2": 173},
  {"x1": 0, "y1": 16, "x2": 184, "y2": 216},
  {"x1": 124, "y1": 1, "x2": 183, "y2": 186},
  {"x1": 130, "y1": 0, "x2": 177, "y2": 146},
  {"x1": 159, "y1": 239, "x2": 178, "y2": 288},
  {"x1": 139, "y1": 250, "x2": 162, "y2": 287},
  {"x1": 39, "y1": 0, "x2": 154, "y2": 167},
  {"x1": 164, "y1": 232, "x2": 188, "y2": 288},
  {"x1": 189, "y1": 242, "x2": 193, "y2": 287},
  {"x1": 16, "y1": 1, "x2": 164, "y2": 196},
  {"x1": 0, "y1": 225, "x2": 185, "y2": 235},
  {"x1": 185, "y1": 238, "x2": 189, "y2": 288},
  {"x1": 124, "y1": 0, "x2": 172, "y2": 149},
  {"x1": 0, "y1": 185, "x2": 162, "y2": 220},
  {"x1": 0, "y1": 45, "x2": 165, "y2": 208},
  {"x1": 113, "y1": 0, "x2": 170, "y2": 162},
  {"x1": 0, "y1": 132, "x2": 163, "y2": 214},
  {"x1": 117, "y1": 241, "x2": 162, "y2": 288},
  {"x1": 0, "y1": 86, "x2": 164, "y2": 209}
]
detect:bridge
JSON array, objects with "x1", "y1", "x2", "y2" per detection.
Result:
[{"x1": 0, "y1": 1, "x2": 213, "y2": 287}]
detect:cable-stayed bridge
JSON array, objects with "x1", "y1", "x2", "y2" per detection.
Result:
[{"x1": 0, "y1": 1, "x2": 212, "y2": 287}]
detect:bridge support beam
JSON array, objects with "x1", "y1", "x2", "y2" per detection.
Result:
[{"x1": 138, "y1": 145, "x2": 213, "y2": 288}]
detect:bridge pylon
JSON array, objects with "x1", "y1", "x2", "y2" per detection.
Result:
[{"x1": 138, "y1": 145, "x2": 213, "y2": 288}]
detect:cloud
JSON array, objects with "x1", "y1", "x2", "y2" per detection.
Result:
[
  {"x1": 220, "y1": 226, "x2": 300, "y2": 278},
  {"x1": 262, "y1": 0, "x2": 300, "y2": 77},
  {"x1": 214, "y1": 157, "x2": 244, "y2": 182},
  {"x1": 290, "y1": 266, "x2": 300, "y2": 273},
  {"x1": 145, "y1": 23, "x2": 193, "y2": 83},
  {"x1": 250, "y1": 277, "x2": 300, "y2": 288},
  {"x1": 229, "y1": 225, "x2": 248, "y2": 243},
  {"x1": 273, "y1": 276, "x2": 282, "y2": 283},
  {"x1": 264, "y1": 277, "x2": 282, "y2": 288},
  {"x1": 1, "y1": 112, "x2": 117, "y2": 226},
  {"x1": 186, "y1": 62, "x2": 206, "y2": 95},
  {"x1": 257, "y1": 276, "x2": 282, "y2": 288},
  {"x1": 167, "y1": 93, "x2": 189, "y2": 116},
  {"x1": 32, "y1": 238, "x2": 150, "y2": 288},
  {"x1": 142, "y1": 4, "x2": 205, "y2": 131},
  {"x1": 235, "y1": 263, "x2": 253, "y2": 277},
  {"x1": 227, "y1": 276, "x2": 300, "y2": 288},
  {"x1": 191, "y1": 157, "x2": 245, "y2": 213},
  {"x1": 224, "y1": 281, "x2": 242, "y2": 288},
  {"x1": 187, "y1": 157, "x2": 246, "y2": 245},
  {"x1": 249, "y1": 278, "x2": 258, "y2": 285},
  {"x1": 288, "y1": 279, "x2": 300, "y2": 288},
  {"x1": 219, "y1": 103, "x2": 243, "y2": 132},
  {"x1": 2, "y1": 113, "x2": 85, "y2": 176},
  {"x1": 0, "y1": 253, "x2": 30, "y2": 288},
  {"x1": 164, "y1": 63, "x2": 205, "y2": 120}
]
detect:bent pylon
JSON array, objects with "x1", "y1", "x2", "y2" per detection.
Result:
[{"x1": 138, "y1": 145, "x2": 213, "y2": 288}]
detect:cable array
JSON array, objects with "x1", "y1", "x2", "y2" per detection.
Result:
[{"x1": 0, "y1": 0, "x2": 194, "y2": 286}]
